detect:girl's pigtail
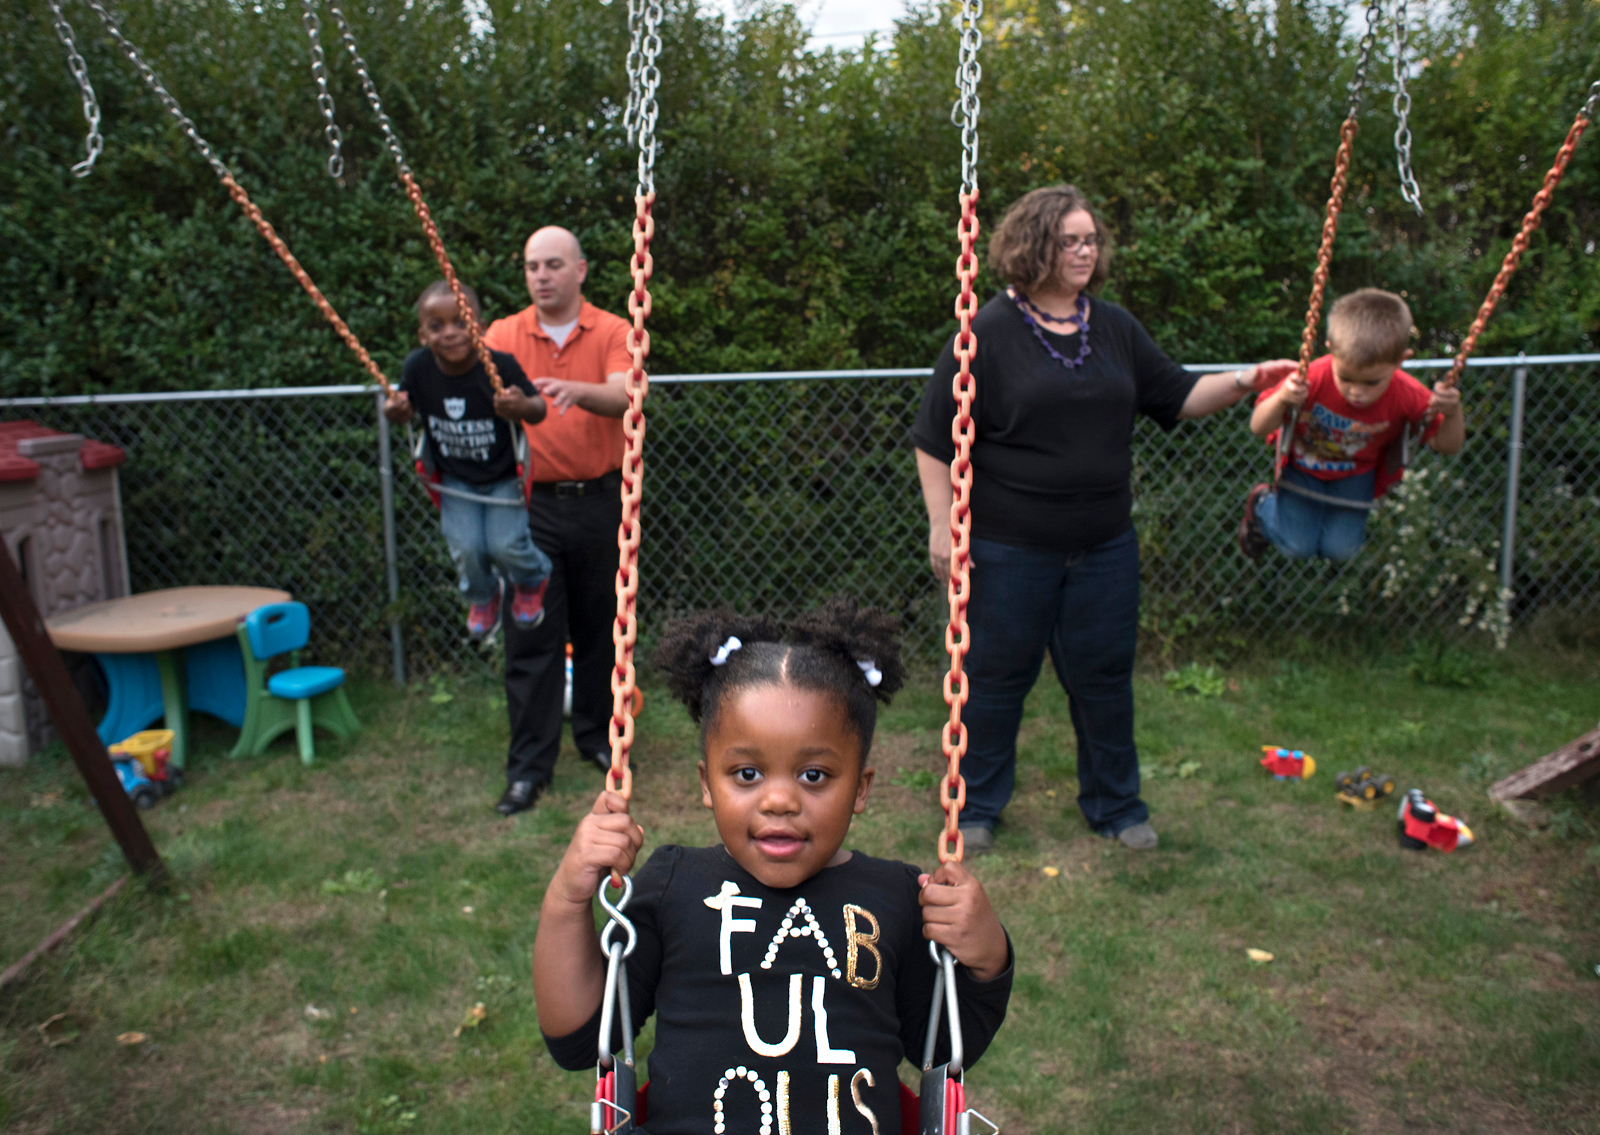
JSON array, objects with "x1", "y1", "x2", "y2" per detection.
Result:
[
  {"x1": 651, "y1": 607, "x2": 782, "y2": 721},
  {"x1": 787, "y1": 594, "x2": 905, "y2": 703}
]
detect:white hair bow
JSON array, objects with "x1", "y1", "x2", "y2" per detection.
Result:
[
  {"x1": 710, "y1": 636, "x2": 743, "y2": 666},
  {"x1": 857, "y1": 659, "x2": 883, "y2": 688}
]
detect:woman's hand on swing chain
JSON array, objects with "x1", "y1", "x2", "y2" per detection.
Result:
[
  {"x1": 928, "y1": 525, "x2": 952, "y2": 584},
  {"x1": 1250, "y1": 359, "x2": 1298, "y2": 392},
  {"x1": 550, "y1": 790, "x2": 644, "y2": 910},
  {"x1": 382, "y1": 390, "x2": 413, "y2": 423},
  {"x1": 918, "y1": 862, "x2": 1009, "y2": 983}
]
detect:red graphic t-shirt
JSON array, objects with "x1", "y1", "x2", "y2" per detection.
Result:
[{"x1": 1258, "y1": 354, "x2": 1441, "y2": 499}]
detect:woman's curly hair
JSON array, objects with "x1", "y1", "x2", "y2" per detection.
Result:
[
  {"x1": 988, "y1": 184, "x2": 1112, "y2": 295},
  {"x1": 651, "y1": 595, "x2": 904, "y2": 762}
]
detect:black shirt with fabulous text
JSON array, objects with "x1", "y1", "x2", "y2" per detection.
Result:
[
  {"x1": 399, "y1": 348, "x2": 534, "y2": 485},
  {"x1": 911, "y1": 293, "x2": 1198, "y2": 555},
  {"x1": 543, "y1": 845, "x2": 1013, "y2": 1135}
]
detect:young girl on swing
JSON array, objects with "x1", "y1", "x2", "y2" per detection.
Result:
[{"x1": 533, "y1": 596, "x2": 1012, "y2": 1133}]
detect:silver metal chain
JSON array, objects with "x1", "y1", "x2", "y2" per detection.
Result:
[
  {"x1": 1347, "y1": 0, "x2": 1381, "y2": 119},
  {"x1": 84, "y1": 0, "x2": 232, "y2": 182},
  {"x1": 1391, "y1": 0, "x2": 1423, "y2": 214},
  {"x1": 1582, "y1": 79, "x2": 1600, "y2": 123},
  {"x1": 302, "y1": 0, "x2": 345, "y2": 179},
  {"x1": 950, "y1": 0, "x2": 983, "y2": 197},
  {"x1": 630, "y1": 0, "x2": 663, "y2": 196},
  {"x1": 327, "y1": 1, "x2": 411, "y2": 177},
  {"x1": 46, "y1": 0, "x2": 104, "y2": 178},
  {"x1": 622, "y1": 0, "x2": 645, "y2": 146}
]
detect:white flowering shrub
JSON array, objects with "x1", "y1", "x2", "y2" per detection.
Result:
[{"x1": 1361, "y1": 463, "x2": 1511, "y2": 648}]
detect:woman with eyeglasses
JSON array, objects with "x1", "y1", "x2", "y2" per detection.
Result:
[{"x1": 911, "y1": 184, "x2": 1294, "y2": 854}]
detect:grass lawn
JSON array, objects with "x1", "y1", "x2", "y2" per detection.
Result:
[{"x1": 2, "y1": 644, "x2": 1599, "y2": 1134}]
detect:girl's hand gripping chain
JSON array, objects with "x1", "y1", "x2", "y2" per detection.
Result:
[
  {"x1": 533, "y1": 790, "x2": 645, "y2": 1039},
  {"x1": 918, "y1": 862, "x2": 1009, "y2": 983},
  {"x1": 553, "y1": 790, "x2": 645, "y2": 908}
]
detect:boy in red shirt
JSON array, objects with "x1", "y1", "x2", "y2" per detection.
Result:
[{"x1": 1238, "y1": 288, "x2": 1465, "y2": 560}]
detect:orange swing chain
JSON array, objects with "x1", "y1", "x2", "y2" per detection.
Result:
[
  {"x1": 222, "y1": 176, "x2": 394, "y2": 395},
  {"x1": 606, "y1": 192, "x2": 654, "y2": 812},
  {"x1": 1280, "y1": 117, "x2": 1358, "y2": 482},
  {"x1": 1440, "y1": 81, "x2": 1600, "y2": 391},
  {"x1": 1278, "y1": 1, "x2": 1381, "y2": 484},
  {"x1": 605, "y1": 0, "x2": 664, "y2": 840},
  {"x1": 939, "y1": 0, "x2": 984, "y2": 867},
  {"x1": 319, "y1": 2, "x2": 504, "y2": 395},
  {"x1": 86, "y1": 0, "x2": 394, "y2": 394},
  {"x1": 397, "y1": 173, "x2": 504, "y2": 394},
  {"x1": 939, "y1": 189, "x2": 979, "y2": 866}
]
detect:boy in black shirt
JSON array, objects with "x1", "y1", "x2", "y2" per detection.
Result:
[
  {"x1": 384, "y1": 282, "x2": 551, "y2": 638},
  {"x1": 534, "y1": 598, "x2": 1013, "y2": 1134}
]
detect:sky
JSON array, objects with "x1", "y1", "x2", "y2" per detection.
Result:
[{"x1": 708, "y1": 0, "x2": 912, "y2": 51}]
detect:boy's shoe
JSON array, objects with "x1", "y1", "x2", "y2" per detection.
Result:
[
  {"x1": 468, "y1": 582, "x2": 503, "y2": 640},
  {"x1": 496, "y1": 779, "x2": 545, "y2": 816},
  {"x1": 511, "y1": 580, "x2": 549, "y2": 628},
  {"x1": 1237, "y1": 483, "x2": 1271, "y2": 560}
]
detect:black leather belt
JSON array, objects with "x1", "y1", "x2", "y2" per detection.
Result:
[{"x1": 528, "y1": 469, "x2": 622, "y2": 499}]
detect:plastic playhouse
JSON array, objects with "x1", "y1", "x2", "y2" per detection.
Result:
[{"x1": 0, "y1": 421, "x2": 128, "y2": 767}]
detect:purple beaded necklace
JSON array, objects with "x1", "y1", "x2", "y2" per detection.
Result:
[{"x1": 1010, "y1": 289, "x2": 1092, "y2": 370}]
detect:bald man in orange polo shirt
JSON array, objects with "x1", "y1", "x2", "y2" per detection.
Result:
[{"x1": 483, "y1": 226, "x2": 632, "y2": 816}]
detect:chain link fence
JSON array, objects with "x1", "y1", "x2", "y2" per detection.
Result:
[{"x1": 6, "y1": 355, "x2": 1597, "y2": 678}]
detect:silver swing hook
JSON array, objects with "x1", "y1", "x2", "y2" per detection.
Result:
[{"x1": 596, "y1": 875, "x2": 638, "y2": 1072}]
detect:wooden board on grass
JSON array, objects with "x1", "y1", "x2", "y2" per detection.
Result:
[{"x1": 1489, "y1": 726, "x2": 1600, "y2": 802}]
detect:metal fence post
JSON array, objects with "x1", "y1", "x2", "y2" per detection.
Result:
[
  {"x1": 1500, "y1": 353, "x2": 1528, "y2": 595},
  {"x1": 376, "y1": 392, "x2": 406, "y2": 687}
]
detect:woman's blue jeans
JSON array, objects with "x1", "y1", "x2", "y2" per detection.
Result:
[
  {"x1": 1256, "y1": 466, "x2": 1376, "y2": 562},
  {"x1": 438, "y1": 475, "x2": 552, "y2": 604},
  {"x1": 961, "y1": 528, "x2": 1147, "y2": 837}
]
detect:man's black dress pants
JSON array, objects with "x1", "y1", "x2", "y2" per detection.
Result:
[{"x1": 502, "y1": 476, "x2": 621, "y2": 786}]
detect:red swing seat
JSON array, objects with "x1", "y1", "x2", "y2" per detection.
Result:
[{"x1": 595, "y1": 1075, "x2": 954, "y2": 1135}]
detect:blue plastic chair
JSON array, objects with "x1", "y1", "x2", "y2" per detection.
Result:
[{"x1": 237, "y1": 603, "x2": 359, "y2": 764}]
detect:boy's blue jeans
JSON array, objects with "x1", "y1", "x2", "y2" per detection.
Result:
[
  {"x1": 1257, "y1": 466, "x2": 1377, "y2": 562},
  {"x1": 439, "y1": 475, "x2": 552, "y2": 605},
  {"x1": 960, "y1": 528, "x2": 1148, "y2": 837}
]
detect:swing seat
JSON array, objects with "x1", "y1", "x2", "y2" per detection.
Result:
[
  {"x1": 412, "y1": 422, "x2": 531, "y2": 510},
  {"x1": 597, "y1": 1079, "x2": 933, "y2": 1134}
]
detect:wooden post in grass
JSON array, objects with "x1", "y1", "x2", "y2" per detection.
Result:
[
  {"x1": 0, "y1": 536, "x2": 165, "y2": 880},
  {"x1": 1489, "y1": 726, "x2": 1600, "y2": 812}
]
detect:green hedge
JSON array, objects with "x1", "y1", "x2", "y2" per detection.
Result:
[{"x1": 3, "y1": 0, "x2": 1598, "y2": 400}]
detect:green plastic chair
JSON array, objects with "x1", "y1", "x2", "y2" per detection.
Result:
[{"x1": 230, "y1": 603, "x2": 360, "y2": 763}]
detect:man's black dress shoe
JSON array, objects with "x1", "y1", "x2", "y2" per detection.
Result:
[{"x1": 496, "y1": 780, "x2": 545, "y2": 816}]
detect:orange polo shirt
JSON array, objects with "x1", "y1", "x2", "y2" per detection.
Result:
[{"x1": 484, "y1": 300, "x2": 633, "y2": 483}]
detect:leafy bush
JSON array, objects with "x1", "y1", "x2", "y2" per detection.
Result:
[
  {"x1": 3, "y1": 0, "x2": 1597, "y2": 400},
  {"x1": 1164, "y1": 662, "x2": 1227, "y2": 698},
  {"x1": 1405, "y1": 637, "x2": 1491, "y2": 687}
]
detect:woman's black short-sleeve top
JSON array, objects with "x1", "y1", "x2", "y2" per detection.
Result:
[{"x1": 911, "y1": 292, "x2": 1197, "y2": 554}]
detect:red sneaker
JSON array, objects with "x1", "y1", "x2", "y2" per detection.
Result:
[
  {"x1": 1237, "y1": 483, "x2": 1271, "y2": 560},
  {"x1": 468, "y1": 582, "x2": 503, "y2": 639},
  {"x1": 511, "y1": 580, "x2": 548, "y2": 628}
]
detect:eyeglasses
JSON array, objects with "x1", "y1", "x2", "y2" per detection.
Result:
[{"x1": 1057, "y1": 233, "x2": 1103, "y2": 255}]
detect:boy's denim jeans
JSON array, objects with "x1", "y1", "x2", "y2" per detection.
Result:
[
  {"x1": 960, "y1": 528, "x2": 1148, "y2": 837},
  {"x1": 439, "y1": 475, "x2": 552, "y2": 605},
  {"x1": 1257, "y1": 466, "x2": 1377, "y2": 562}
]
